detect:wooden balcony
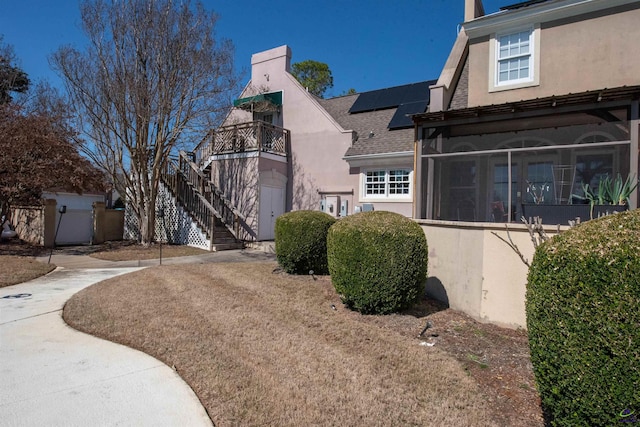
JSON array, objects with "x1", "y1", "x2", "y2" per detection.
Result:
[{"x1": 195, "y1": 121, "x2": 290, "y2": 164}]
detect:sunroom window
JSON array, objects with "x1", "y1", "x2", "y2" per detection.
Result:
[{"x1": 420, "y1": 110, "x2": 631, "y2": 223}]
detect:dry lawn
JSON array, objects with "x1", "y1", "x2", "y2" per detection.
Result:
[
  {"x1": 0, "y1": 256, "x2": 56, "y2": 288},
  {"x1": 64, "y1": 262, "x2": 543, "y2": 426},
  {"x1": 90, "y1": 241, "x2": 209, "y2": 261},
  {"x1": 0, "y1": 239, "x2": 206, "y2": 289},
  {"x1": 1, "y1": 239, "x2": 54, "y2": 287}
]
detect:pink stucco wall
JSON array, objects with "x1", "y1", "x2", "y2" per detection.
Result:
[{"x1": 226, "y1": 45, "x2": 358, "y2": 214}]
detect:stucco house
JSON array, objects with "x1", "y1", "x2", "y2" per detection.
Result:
[
  {"x1": 409, "y1": 0, "x2": 640, "y2": 328},
  {"x1": 154, "y1": 0, "x2": 639, "y2": 328},
  {"x1": 192, "y1": 45, "x2": 433, "y2": 240},
  {"x1": 414, "y1": 0, "x2": 640, "y2": 223}
]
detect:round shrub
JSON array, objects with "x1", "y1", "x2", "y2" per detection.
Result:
[
  {"x1": 526, "y1": 210, "x2": 640, "y2": 426},
  {"x1": 327, "y1": 211, "x2": 428, "y2": 314},
  {"x1": 275, "y1": 210, "x2": 336, "y2": 275}
]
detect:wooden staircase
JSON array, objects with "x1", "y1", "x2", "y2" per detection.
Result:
[
  {"x1": 160, "y1": 150, "x2": 245, "y2": 251},
  {"x1": 210, "y1": 219, "x2": 243, "y2": 251}
]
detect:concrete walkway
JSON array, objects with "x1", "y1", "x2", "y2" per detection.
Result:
[
  {"x1": 35, "y1": 247, "x2": 276, "y2": 269},
  {"x1": 0, "y1": 249, "x2": 275, "y2": 426}
]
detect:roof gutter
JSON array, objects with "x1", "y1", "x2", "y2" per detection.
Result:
[
  {"x1": 464, "y1": 0, "x2": 637, "y2": 38},
  {"x1": 343, "y1": 151, "x2": 413, "y2": 161},
  {"x1": 343, "y1": 151, "x2": 414, "y2": 165}
]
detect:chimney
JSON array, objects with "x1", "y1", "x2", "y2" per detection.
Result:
[
  {"x1": 464, "y1": 0, "x2": 485, "y2": 22},
  {"x1": 251, "y1": 45, "x2": 292, "y2": 73}
]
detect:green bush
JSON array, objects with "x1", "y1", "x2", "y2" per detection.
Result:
[
  {"x1": 327, "y1": 211, "x2": 428, "y2": 314},
  {"x1": 526, "y1": 210, "x2": 640, "y2": 426},
  {"x1": 275, "y1": 210, "x2": 336, "y2": 275}
]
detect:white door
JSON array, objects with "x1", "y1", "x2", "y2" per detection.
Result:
[
  {"x1": 258, "y1": 186, "x2": 285, "y2": 240},
  {"x1": 55, "y1": 209, "x2": 93, "y2": 244}
]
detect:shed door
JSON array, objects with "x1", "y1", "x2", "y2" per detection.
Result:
[{"x1": 258, "y1": 185, "x2": 284, "y2": 241}]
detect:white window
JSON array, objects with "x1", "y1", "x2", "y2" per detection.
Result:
[
  {"x1": 497, "y1": 30, "x2": 532, "y2": 84},
  {"x1": 364, "y1": 169, "x2": 411, "y2": 199},
  {"x1": 489, "y1": 25, "x2": 540, "y2": 92}
]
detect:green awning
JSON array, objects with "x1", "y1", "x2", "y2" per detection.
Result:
[{"x1": 233, "y1": 91, "x2": 282, "y2": 111}]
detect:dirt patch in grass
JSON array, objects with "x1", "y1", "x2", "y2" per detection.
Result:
[
  {"x1": 350, "y1": 298, "x2": 543, "y2": 426},
  {"x1": 0, "y1": 256, "x2": 56, "y2": 288},
  {"x1": 89, "y1": 241, "x2": 209, "y2": 261},
  {"x1": 64, "y1": 262, "x2": 537, "y2": 426}
]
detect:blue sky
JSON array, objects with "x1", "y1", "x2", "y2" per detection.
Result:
[{"x1": 1, "y1": 0, "x2": 508, "y2": 98}]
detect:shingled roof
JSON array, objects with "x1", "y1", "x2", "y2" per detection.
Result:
[{"x1": 318, "y1": 81, "x2": 434, "y2": 158}]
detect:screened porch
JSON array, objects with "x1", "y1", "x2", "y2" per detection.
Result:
[{"x1": 415, "y1": 87, "x2": 640, "y2": 224}]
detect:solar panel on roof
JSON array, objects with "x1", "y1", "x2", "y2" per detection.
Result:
[
  {"x1": 348, "y1": 80, "x2": 436, "y2": 114},
  {"x1": 349, "y1": 90, "x2": 382, "y2": 113},
  {"x1": 376, "y1": 85, "x2": 409, "y2": 109},
  {"x1": 403, "y1": 81, "x2": 434, "y2": 103},
  {"x1": 388, "y1": 100, "x2": 429, "y2": 130}
]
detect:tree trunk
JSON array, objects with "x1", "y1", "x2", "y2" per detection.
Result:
[{"x1": 138, "y1": 190, "x2": 157, "y2": 246}]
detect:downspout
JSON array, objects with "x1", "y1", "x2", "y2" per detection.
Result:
[
  {"x1": 631, "y1": 100, "x2": 639, "y2": 209},
  {"x1": 413, "y1": 130, "x2": 419, "y2": 219}
]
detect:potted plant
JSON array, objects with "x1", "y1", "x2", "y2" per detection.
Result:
[
  {"x1": 578, "y1": 173, "x2": 638, "y2": 218},
  {"x1": 522, "y1": 181, "x2": 589, "y2": 225},
  {"x1": 521, "y1": 180, "x2": 590, "y2": 225}
]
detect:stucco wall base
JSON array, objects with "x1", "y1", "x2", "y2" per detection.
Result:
[{"x1": 418, "y1": 219, "x2": 562, "y2": 329}]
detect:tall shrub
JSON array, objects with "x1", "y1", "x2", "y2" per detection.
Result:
[
  {"x1": 275, "y1": 210, "x2": 336, "y2": 275},
  {"x1": 527, "y1": 210, "x2": 640, "y2": 426},
  {"x1": 327, "y1": 211, "x2": 428, "y2": 314}
]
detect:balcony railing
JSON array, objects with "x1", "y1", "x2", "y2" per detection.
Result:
[{"x1": 194, "y1": 121, "x2": 290, "y2": 164}]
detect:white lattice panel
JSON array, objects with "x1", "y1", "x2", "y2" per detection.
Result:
[
  {"x1": 123, "y1": 183, "x2": 211, "y2": 250},
  {"x1": 124, "y1": 204, "x2": 140, "y2": 241},
  {"x1": 156, "y1": 183, "x2": 211, "y2": 250}
]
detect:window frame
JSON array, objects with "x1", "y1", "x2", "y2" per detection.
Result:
[
  {"x1": 362, "y1": 168, "x2": 412, "y2": 200},
  {"x1": 489, "y1": 24, "x2": 540, "y2": 92}
]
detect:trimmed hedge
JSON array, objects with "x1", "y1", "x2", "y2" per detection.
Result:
[
  {"x1": 526, "y1": 210, "x2": 640, "y2": 426},
  {"x1": 275, "y1": 210, "x2": 336, "y2": 275},
  {"x1": 327, "y1": 211, "x2": 428, "y2": 314}
]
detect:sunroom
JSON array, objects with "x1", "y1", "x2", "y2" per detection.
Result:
[{"x1": 414, "y1": 86, "x2": 640, "y2": 224}]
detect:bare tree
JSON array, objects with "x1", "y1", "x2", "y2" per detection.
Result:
[{"x1": 52, "y1": 0, "x2": 239, "y2": 244}]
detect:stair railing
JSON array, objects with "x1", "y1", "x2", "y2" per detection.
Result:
[
  {"x1": 160, "y1": 158, "x2": 217, "y2": 248},
  {"x1": 161, "y1": 150, "x2": 247, "y2": 243}
]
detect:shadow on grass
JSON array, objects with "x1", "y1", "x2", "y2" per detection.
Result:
[
  {"x1": 0, "y1": 239, "x2": 47, "y2": 257},
  {"x1": 0, "y1": 239, "x2": 141, "y2": 257}
]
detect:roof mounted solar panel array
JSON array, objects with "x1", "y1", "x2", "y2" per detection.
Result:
[
  {"x1": 348, "y1": 80, "x2": 435, "y2": 114},
  {"x1": 388, "y1": 100, "x2": 429, "y2": 130},
  {"x1": 347, "y1": 91, "x2": 378, "y2": 113}
]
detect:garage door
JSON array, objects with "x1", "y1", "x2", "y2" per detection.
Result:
[{"x1": 55, "y1": 209, "x2": 93, "y2": 245}]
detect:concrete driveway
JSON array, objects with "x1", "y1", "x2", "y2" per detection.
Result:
[{"x1": 0, "y1": 267, "x2": 213, "y2": 426}]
